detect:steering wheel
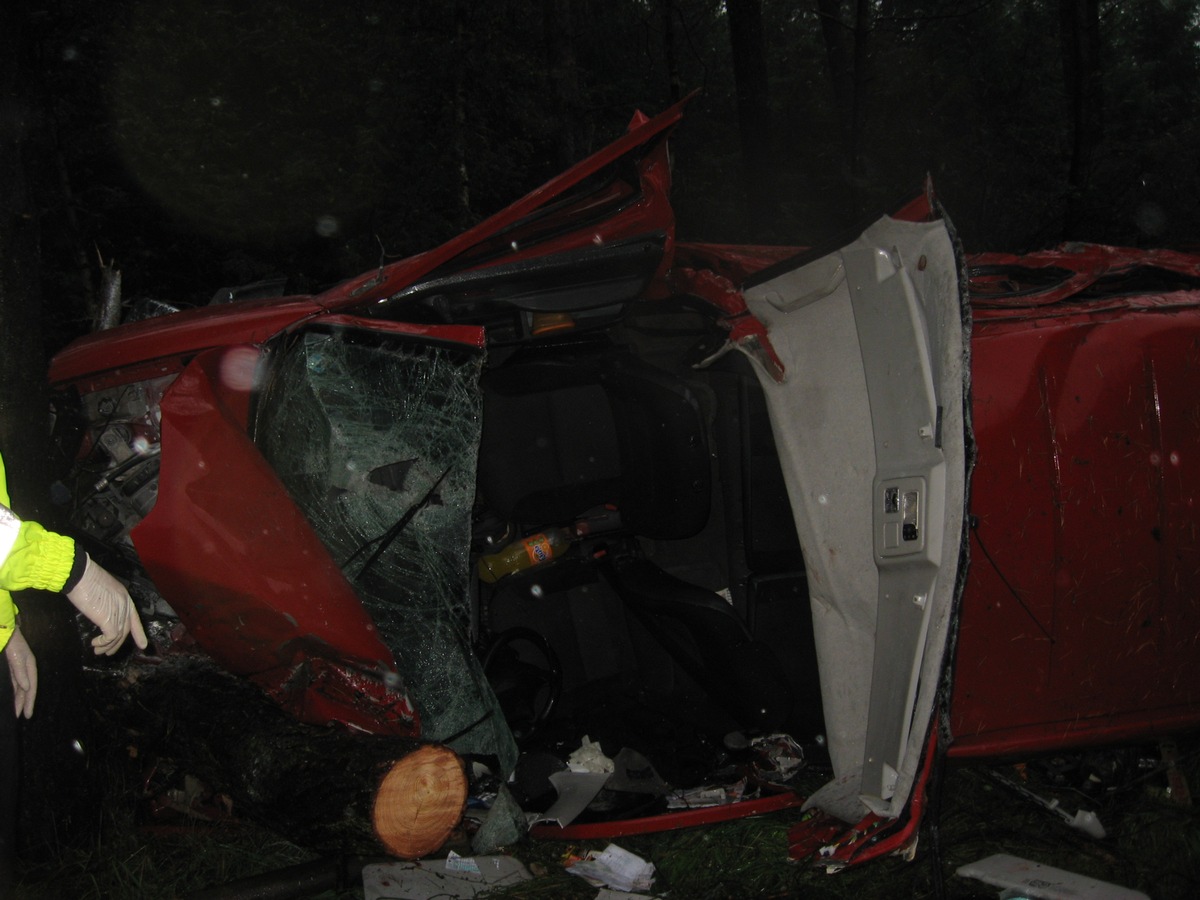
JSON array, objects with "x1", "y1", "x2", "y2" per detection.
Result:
[{"x1": 481, "y1": 627, "x2": 562, "y2": 742}]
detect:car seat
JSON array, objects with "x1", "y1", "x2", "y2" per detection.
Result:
[{"x1": 477, "y1": 343, "x2": 792, "y2": 733}]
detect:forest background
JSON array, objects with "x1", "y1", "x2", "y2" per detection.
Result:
[{"x1": 2, "y1": 0, "x2": 1199, "y2": 518}]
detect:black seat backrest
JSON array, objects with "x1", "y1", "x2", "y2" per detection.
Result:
[{"x1": 478, "y1": 349, "x2": 711, "y2": 539}]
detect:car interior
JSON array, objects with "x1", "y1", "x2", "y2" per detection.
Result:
[{"x1": 467, "y1": 296, "x2": 826, "y2": 792}]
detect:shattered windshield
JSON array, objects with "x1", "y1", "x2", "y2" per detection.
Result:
[{"x1": 254, "y1": 327, "x2": 516, "y2": 772}]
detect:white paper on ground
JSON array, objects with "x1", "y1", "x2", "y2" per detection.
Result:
[
  {"x1": 955, "y1": 853, "x2": 1150, "y2": 900},
  {"x1": 567, "y1": 843, "x2": 656, "y2": 893},
  {"x1": 362, "y1": 855, "x2": 531, "y2": 900}
]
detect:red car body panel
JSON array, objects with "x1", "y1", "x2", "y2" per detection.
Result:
[
  {"x1": 950, "y1": 286, "x2": 1200, "y2": 758},
  {"x1": 313, "y1": 316, "x2": 485, "y2": 349},
  {"x1": 129, "y1": 346, "x2": 420, "y2": 736},
  {"x1": 967, "y1": 243, "x2": 1200, "y2": 309},
  {"x1": 306, "y1": 99, "x2": 682, "y2": 314},
  {"x1": 50, "y1": 296, "x2": 325, "y2": 388}
]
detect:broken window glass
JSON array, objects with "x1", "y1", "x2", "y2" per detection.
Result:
[{"x1": 255, "y1": 327, "x2": 516, "y2": 773}]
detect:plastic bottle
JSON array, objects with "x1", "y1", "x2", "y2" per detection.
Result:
[{"x1": 477, "y1": 528, "x2": 572, "y2": 583}]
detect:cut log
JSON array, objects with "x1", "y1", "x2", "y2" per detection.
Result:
[
  {"x1": 373, "y1": 745, "x2": 468, "y2": 858},
  {"x1": 87, "y1": 655, "x2": 467, "y2": 858}
]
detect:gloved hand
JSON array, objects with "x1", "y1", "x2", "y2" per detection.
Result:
[
  {"x1": 66, "y1": 555, "x2": 148, "y2": 655},
  {"x1": 5, "y1": 626, "x2": 37, "y2": 718}
]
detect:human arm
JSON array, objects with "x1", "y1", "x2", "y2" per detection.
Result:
[{"x1": 0, "y1": 503, "x2": 147, "y2": 655}]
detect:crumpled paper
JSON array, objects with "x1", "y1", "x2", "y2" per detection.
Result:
[
  {"x1": 566, "y1": 843, "x2": 656, "y2": 893},
  {"x1": 567, "y1": 734, "x2": 614, "y2": 773}
]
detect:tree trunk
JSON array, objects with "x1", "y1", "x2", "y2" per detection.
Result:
[
  {"x1": 660, "y1": 0, "x2": 683, "y2": 105},
  {"x1": 544, "y1": 0, "x2": 584, "y2": 168},
  {"x1": 95, "y1": 657, "x2": 468, "y2": 858},
  {"x1": 54, "y1": 147, "x2": 98, "y2": 329},
  {"x1": 0, "y1": 3, "x2": 52, "y2": 516},
  {"x1": 452, "y1": 0, "x2": 471, "y2": 226},
  {"x1": 725, "y1": 0, "x2": 772, "y2": 237},
  {"x1": 816, "y1": 0, "x2": 853, "y2": 130},
  {"x1": 816, "y1": 0, "x2": 874, "y2": 217},
  {"x1": 849, "y1": 0, "x2": 871, "y2": 215},
  {"x1": 1060, "y1": 0, "x2": 1104, "y2": 239},
  {"x1": 96, "y1": 259, "x2": 122, "y2": 331}
]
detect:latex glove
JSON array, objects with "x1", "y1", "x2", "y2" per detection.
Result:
[
  {"x1": 5, "y1": 626, "x2": 37, "y2": 718},
  {"x1": 66, "y1": 555, "x2": 148, "y2": 655}
]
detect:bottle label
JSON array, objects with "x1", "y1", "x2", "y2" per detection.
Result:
[{"x1": 523, "y1": 534, "x2": 553, "y2": 566}]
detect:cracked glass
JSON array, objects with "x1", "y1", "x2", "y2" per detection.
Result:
[{"x1": 255, "y1": 326, "x2": 516, "y2": 772}]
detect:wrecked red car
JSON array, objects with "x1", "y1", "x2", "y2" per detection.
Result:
[{"x1": 46, "y1": 99, "x2": 1200, "y2": 863}]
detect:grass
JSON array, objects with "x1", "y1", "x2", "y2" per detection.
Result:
[
  {"x1": 15, "y1": 817, "x2": 318, "y2": 900},
  {"x1": 14, "y1": 737, "x2": 1200, "y2": 899}
]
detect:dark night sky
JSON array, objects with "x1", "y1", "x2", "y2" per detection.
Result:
[{"x1": 19, "y1": 0, "x2": 1200, "y2": 346}]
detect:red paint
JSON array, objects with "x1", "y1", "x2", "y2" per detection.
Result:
[
  {"x1": 310, "y1": 98, "x2": 687, "y2": 313},
  {"x1": 49, "y1": 297, "x2": 323, "y2": 385},
  {"x1": 668, "y1": 266, "x2": 786, "y2": 379},
  {"x1": 314, "y1": 315, "x2": 485, "y2": 348},
  {"x1": 787, "y1": 726, "x2": 937, "y2": 866},
  {"x1": 969, "y1": 243, "x2": 1200, "y2": 311},
  {"x1": 251, "y1": 656, "x2": 418, "y2": 737},
  {"x1": 674, "y1": 242, "x2": 805, "y2": 283},
  {"x1": 528, "y1": 790, "x2": 806, "y2": 841},
  {"x1": 57, "y1": 355, "x2": 191, "y2": 397},
  {"x1": 950, "y1": 291, "x2": 1200, "y2": 757},
  {"x1": 131, "y1": 347, "x2": 417, "y2": 735}
]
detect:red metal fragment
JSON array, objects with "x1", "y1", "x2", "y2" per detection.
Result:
[
  {"x1": 528, "y1": 790, "x2": 806, "y2": 841},
  {"x1": 787, "y1": 726, "x2": 938, "y2": 868},
  {"x1": 668, "y1": 266, "x2": 786, "y2": 381}
]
